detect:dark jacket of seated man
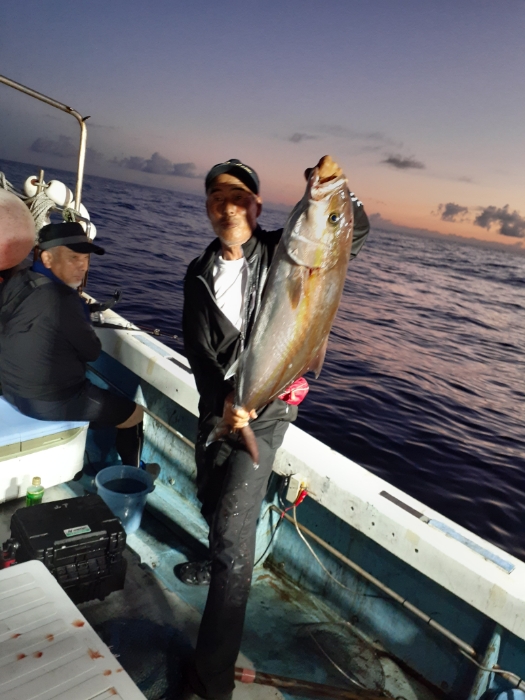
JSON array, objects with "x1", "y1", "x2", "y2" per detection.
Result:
[{"x1": 0, "y1": 263, "x2": 101, "y2": 402}]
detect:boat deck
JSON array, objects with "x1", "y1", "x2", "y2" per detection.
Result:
[{"x1": 0, "y1": 484, "x2": 440, "y2": 700}]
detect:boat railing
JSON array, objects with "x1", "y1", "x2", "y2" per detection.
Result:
[{"x1": 0, "y1": 74, "x2": 88, "y2": 210}]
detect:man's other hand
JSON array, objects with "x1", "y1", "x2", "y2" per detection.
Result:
[{"x1": 223, "y1": 392, "x2": 257, "y2": 430}]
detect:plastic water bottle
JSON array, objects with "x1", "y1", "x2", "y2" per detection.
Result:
[{"x1": 26, "y1": 477, "x2": 44, "y2": 506}]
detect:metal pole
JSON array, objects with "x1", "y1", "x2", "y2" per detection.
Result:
[
  {"x1": 0, "y1": 74, "x2": 89, "y2": 210},
  {"x1": 74, "y1": 118, "x2": 88, "y2": 210},
  {"x1": 467, "y1": 624, "x2": 501, "y2": 700},
  {"x1": 235, "y1": 666, "x2": 385, "y2": 699}
]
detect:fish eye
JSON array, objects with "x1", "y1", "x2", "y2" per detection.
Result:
[{"x1": 328, "y1": 212, "x2": 340, "y2": 224}]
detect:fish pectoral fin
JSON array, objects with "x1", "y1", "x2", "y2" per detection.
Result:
[
  {"x1": 206, "y1": 420, "x2": 230, "y2": 447},
  {"x1": 286, "y1": 267, "x2": 305, "y2": 309},
  {"x1": 307, "y1": 337, "x2": 329, "y2": 378},
  {"x1": 225, "y1": 357, "x2": 240, "y2": 381}
]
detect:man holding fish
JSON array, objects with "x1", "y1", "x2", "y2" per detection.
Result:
[{"x1": 181, "y1": 157, "x2": 369, "y2": 700}]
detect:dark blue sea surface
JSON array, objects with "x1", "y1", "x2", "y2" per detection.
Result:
[{"x1": 3, "y1": 159, "x2": 525, "y2": 560}]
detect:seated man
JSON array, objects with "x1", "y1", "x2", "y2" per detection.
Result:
[{"x1": 0, "y1": 221, "x2": 144, "y2": 467}]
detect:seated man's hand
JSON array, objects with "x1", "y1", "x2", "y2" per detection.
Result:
[{"x1": 223, "y1": 392, "x2": 257, "y2": 430}]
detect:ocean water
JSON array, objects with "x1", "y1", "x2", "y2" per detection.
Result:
[{"x1": 2, "y1": 159, "x2": 525, "y2": 560}]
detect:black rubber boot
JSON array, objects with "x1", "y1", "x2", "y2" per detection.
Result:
[
  {"x1": 174, "y1": 560, "x2": 212, "y2": 586},
  {"x1": 115, "y1": 421, "x2": 143, "y2": 467}
]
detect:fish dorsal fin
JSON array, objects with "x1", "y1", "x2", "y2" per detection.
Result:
[
  {"x1": 307, "y1": 336, "x2": 329, "y2": 378},
  {"x1": 225, "y1": 357, "x2": 240, "y2": 380},
  {"x1": 286, "y1": 267, "x2": 305, "y2": 309}
]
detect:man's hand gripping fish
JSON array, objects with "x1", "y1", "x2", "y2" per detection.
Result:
[{"x1": 208, "y1": 155, "x2": 354, "y2": 465}]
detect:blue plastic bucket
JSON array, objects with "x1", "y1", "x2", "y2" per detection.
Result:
[{"x1": 95, "y1": 465, "x2": 155, "y2": 534}]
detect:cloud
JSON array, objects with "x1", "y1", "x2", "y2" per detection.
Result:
[
  {"x1": 288, "y1": 132, "x2": 318, "y2": 144},
  {"x1": 88, "y1": 122, "x2": 117, "y2": 131},
  {"x1": 112, "y1": 152, "x2": 199, "y2": 178},
  {"x1": 31, "y1": 135, "x2": 78, "y2": 159},
  {"x1": 30, "y1": 138, "x2": 199, "y2": 179},
  {"x1": 30, "y1": 135, "x2": 103, "y2": 163},
  {"x1": 171, "y1": 162, "x2": 199, "y2": 178},
  {"x1": 382, "y1": 154, "x2": 425, "y2": 170},
  {"x1": 284, "y1": 124, "x2": 402, "y2": 151},
  {"x1": 368, "y1": 211, "x2": 442, "y2": 237},
  {"x1": 474, "y1": 205, "x2": 525, "y2": 238},
  {"x1": 437, "y1": 203, "x2": 470, "y2": 222},
  {"x1": 142, "y1": 152, "x2": 173, "y2": 175},
  {"x1": 432, "y1": 202, "x2": 525, "y2": 237},
  {"x1": 114, "y1": 156, "x2": 146, "y2": 171},
  {"x1": 318, "y1": 125, "x2": 400, "y2": 147}
]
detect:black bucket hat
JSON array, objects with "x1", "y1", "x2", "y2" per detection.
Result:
[
  {"x1": 205, "y1": 158, "x2": 260, "y2": 195},
  {"x1": 38, "y1": 222, "x2": 105, "y2": 255}
]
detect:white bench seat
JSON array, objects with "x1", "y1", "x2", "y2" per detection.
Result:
[{"x1": 0, "y1": 398, "x2": 88, "y2": 502}]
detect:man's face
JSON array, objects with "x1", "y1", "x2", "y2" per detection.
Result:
[
  {"x1": 41, "y1": 246, "x2": 90, "y2": 287},
  {"x1": 206, "y1": 174, "x2": 262, "y2": 247}
]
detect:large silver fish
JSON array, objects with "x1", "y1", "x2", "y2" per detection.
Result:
[{"x1": 212, "y1": 155, "x2": 354, "y2": 463}]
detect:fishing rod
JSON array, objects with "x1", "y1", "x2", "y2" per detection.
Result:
[
  {"x1": 87, "y1": 290, "x2": 178, "y2": 339},
  {"x1": 92, "y1": 319, "x2": 178, "y2": 340}
]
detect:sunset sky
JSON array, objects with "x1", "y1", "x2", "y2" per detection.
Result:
[{"x1": 1, "y1": 1, "x2": 524, "y2": 247}]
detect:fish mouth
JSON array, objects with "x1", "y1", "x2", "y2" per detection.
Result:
[
  {"x1": 310, "y1": 175, "x2": 346, "y2": 202},
  {"x1": 308, "y1": 156, "x2": 347, "y2": 202}
]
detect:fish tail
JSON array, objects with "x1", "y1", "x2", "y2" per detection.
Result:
[
  {"x1": 206, "y1": 422, "x2": 260, "y2": 468},
  {"x1": 240, "y1": 425, "x2": 260, "y2": 467},
  {"x1": 206, "y1": 420, "x2": 230, "y2": 447}
]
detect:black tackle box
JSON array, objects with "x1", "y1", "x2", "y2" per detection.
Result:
[{"x1": 5, "y1": 494, "x2": 127, "y2": 603}]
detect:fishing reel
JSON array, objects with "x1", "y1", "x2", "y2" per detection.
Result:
[{"x1": 88, "y1": 289, "x2": 122, "y2": 315}]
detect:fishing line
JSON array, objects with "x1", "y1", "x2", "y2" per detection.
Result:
[
  {"x1": 292, "y1": 504, "x2": 355, "y2": 593},
  {"x1": 254, "y1": 486, "x2": 308, "y2": 568},
  {"x1": 306, "y1": 628, "x2": 367, "y2": 690}
]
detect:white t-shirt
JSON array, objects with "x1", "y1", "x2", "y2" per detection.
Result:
[{"x1": 213, "y1": 255, "x2": 248, "y2": 331}]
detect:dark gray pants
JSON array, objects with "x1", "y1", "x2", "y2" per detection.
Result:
[{"x1": 191, "y1": 418, "x2": 289, "y2": 700}]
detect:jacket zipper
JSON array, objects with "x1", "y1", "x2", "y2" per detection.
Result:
[
  {"x1": 197, "y1": 251, "x2": 258, "y2": 355},
  {"x1": 196, "y1": 275, "x2": 222, "y2": 312}
]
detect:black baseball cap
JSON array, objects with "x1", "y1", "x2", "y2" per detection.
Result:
[
  {"x1": 205, "y1": 158, "x2": 260, "y2": 195},
  {"x1": 38, "y1": 222, "x2": 105, "y2": 255}
]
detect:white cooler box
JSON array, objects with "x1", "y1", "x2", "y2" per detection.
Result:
[
  {"x1": 0, "y1": 560, "x2": 146, "y2": 700},
  {"x1": 0, "y1": 397, "x2": 88, "y2": 503}
]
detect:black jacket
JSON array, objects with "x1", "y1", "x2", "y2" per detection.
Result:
[
  {"x1": 183, "y1": 199, "x2": 370, "y2": 422},
  {"x1": 0, "y1": 268, "x2": 101, "y2": 400}
]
